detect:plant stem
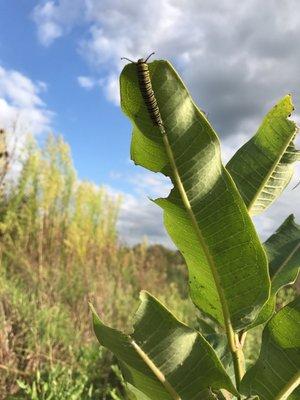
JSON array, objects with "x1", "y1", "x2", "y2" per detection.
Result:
[
  {"x1": 224, "y1": 330, "x2": 244, "y2": 398},
  {"x1": 232, "y1": 334, "x2": 245, "y2": 396}
]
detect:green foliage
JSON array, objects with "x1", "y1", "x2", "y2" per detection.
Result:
[
  {"x1": 92, "y1": 59, "x2": 300, "y2": 399},
  {"x1": 16, "y1": 366, "x2": 94, "y2": 400},
  {"x1": 265, "y1": 215, "x2": 300, "y2": 292},
  {"x1": 12, "y1": 347, "x2": 125, "y2": 400},
  {"x1": 241, "y1": 297, "x2": 300, "y2": 399},
  {"x1": 226, "y1": 95, "x2": 299, "y2": 215},
  {"x1": 249, "y1": 214, "x2": 300, "y2": 329}
]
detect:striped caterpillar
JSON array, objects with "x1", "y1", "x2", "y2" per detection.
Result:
[{"x1": 121, "y1": 52, "x2": 163, "y2": 127}]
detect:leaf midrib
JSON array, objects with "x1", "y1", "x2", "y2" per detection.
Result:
[
  {"x1": 248, "y1": 126, "x2": 296, "y2": 213},
  {"x1": 158, "y1": 123, "x2": 236, "y2": 353},
  {"x1": 131, "y1": 339, "x2": 181, "y2": 400}
]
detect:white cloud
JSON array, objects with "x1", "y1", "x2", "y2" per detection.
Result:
[
  {"x1": 77, "y1": 75, "x2": 106, "y2": 94},
  {"x1": 104, "y1": 74, "x2": 120, "y2": 105},
  {"x1": 32, "y1": 0, "x2": 84, "y2": 46},
  {"x1": 0, "y1": 65, "x2": 52, "y2": 135},
  {"x1": 32, "y1": 1, "x2": 63, "y2": 45},
  {"x1": 118, "y1": 193, "x2": 173, "y2": 247},
  {"x1": 77, "y1": 76, "x2": 97, "y2": 90},
  {"x1": 129, "y1": 171, "x2": 172, "y2": 199},
  {"x1": 0, "y1": 67, "x2": 44, "y2": 108},
  {"x1": 105, "y1": 169, "x2": 173, "y2": 246},
  {"x1": 77, "y1": 73, "x2": 119, "y2": 106}
]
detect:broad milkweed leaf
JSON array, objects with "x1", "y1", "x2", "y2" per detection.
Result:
[
  {"x1": 91, "y1": 291, "x2": 238, "y2": 400},
  {"x1": 241, "y1": 297, "x2": 300, "y2": 400},
  {"x1": 227, "y1": 95, "x2": 299, "y2": 216},
  {"x1": 120, "y1": 60, "x2": 269, "y2": 331},
  {"x1": 247, "y1": 214, "x2": 300, "y2": 329}
]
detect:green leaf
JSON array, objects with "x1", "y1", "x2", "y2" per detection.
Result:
[
  {"x1": 196, "y1": 314, "x2": 234, "y2": 382},
  {"x1": 241, "y1": 297, "x2": 300, "y2": 399},
  {"x1": 127, "y1": 383, "x2": 153, "y2": 400},
  {"x1": 227, "y1": 95, "x2": 299, "y2": 216},
  {"x1": 91, "y1": 292, "x2": 238, "y2": 400},
  {"x1": 120, "y1": 60, "x2": 269, "y2": 331},
  {"x1": 265, "y1": 214, "x2": 300, "y2": 292},
  {"x1": 247, "y1": 214, "x2": 300, "y2": 329}
]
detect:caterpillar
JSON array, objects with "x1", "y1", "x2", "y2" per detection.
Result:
[{"x1": 121, "y1": 52, "x2": 163, "y2": 127}]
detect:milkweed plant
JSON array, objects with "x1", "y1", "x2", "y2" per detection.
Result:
[{"x1": 91, "y1": 58, "x2": 300, "y2": 400}]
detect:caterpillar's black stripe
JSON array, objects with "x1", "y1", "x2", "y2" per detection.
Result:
[{"x1": 136, "y1": 60, "x2": 163, "y2": 127}]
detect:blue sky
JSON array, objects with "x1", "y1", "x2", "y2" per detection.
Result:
[
  {"x1": 0, "y1": 1, "x2": 132, "y2": 190},
  {"x1": 0, "y1": 0, "x2": 300, "y2": 245}
]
